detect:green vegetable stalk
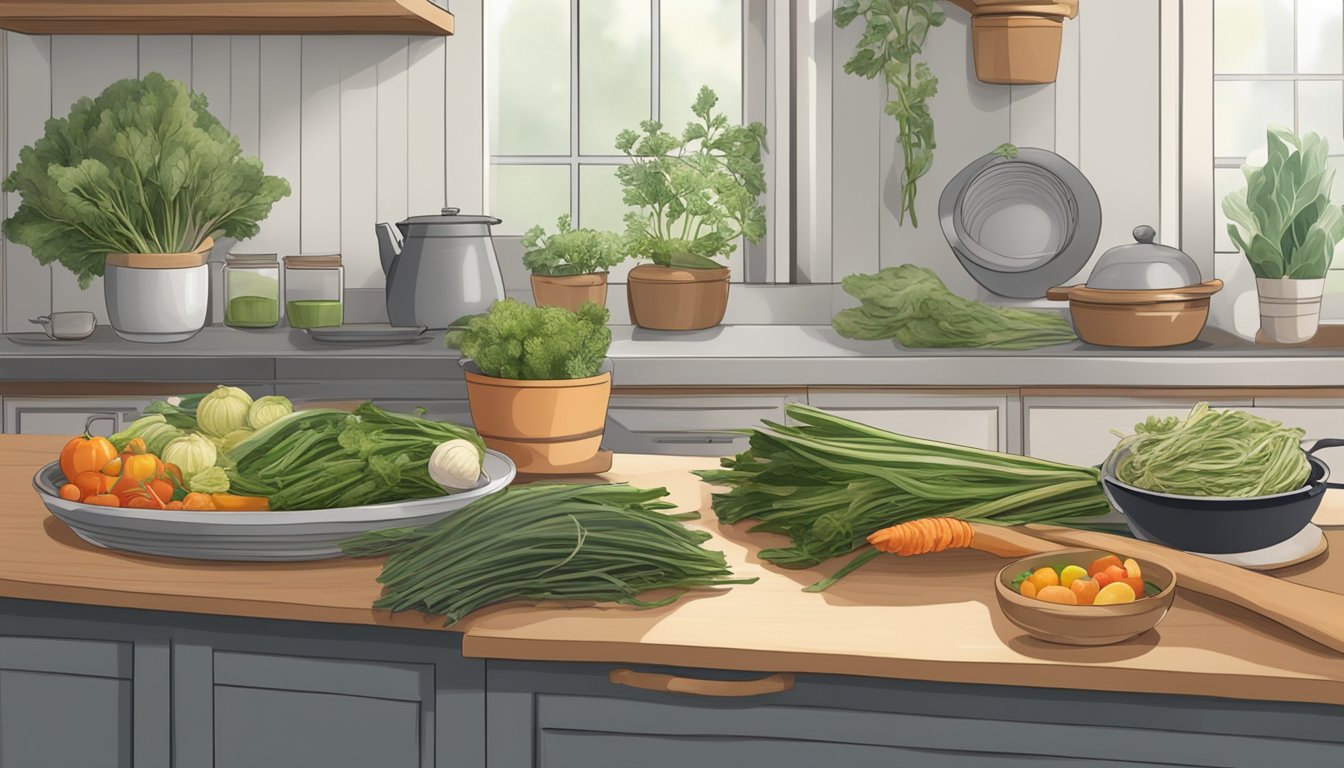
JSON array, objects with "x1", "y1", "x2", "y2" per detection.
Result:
[
  {"x1": 1222, "y1": 126, "x2": 1344, "y2": 280},
  {"x1": 697, "y1": 404, "x2": 1109, "y2": 571},
  {"x1": 1111, "y1": 403, "x2": 1311, "y2": 497},
  {"x1": 522, "y1": 215, "x2": 625, "y2": 277},
  {"x1": 109, "y1": 414, "x2": 184, "y2": 455},
  {"x1": 832, "y1": 265, "x2": 1077, "y2": 349},
  {"x1": 2, "y1": 74, "x2": 290, "y2": 287},
  {"x1": 615, "y1": 86, "x2": 767, "y2": 270},
  {"x1": 835, "y1": 0, "x2": 945, "y2": 227},
  {"x1": 454, "y1": 299, "x2": 611, "y2": 380},
  {"x1": 342, "y1": 483, "x2": 756, "y2": 625}
]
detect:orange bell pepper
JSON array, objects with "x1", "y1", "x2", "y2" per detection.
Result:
[
  {"x1": 74, "y1": 470, "x2": 116, "y2": 500},
  {"x1": 59, "y1": 431, "x2": 119, "y2": 483}
]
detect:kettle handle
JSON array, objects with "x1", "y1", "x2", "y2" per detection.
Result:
[{"x1": 375, "y1": 222, "x2": 403, "y2": 277}]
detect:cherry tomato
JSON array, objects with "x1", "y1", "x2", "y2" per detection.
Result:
[{"x1": 1088, "y1": 555, "x2": 1123, "y2": 576}]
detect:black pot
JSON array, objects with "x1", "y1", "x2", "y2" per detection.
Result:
[{"x1": 1102, "y1": 441, "x2": 1344, "y2": 554}]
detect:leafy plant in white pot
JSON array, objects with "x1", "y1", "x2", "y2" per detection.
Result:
[
  {"x1": 1223, "y1": 126, "x2": 1344, "y2": 344},
  {"x1": 2, "y1": 74, "x2": 290, "y2": 342}
]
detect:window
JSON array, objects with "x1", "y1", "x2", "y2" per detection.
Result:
[
  {"x1": 1210, "y1": 0, "x2": 1344, "y2": 262},
  {"x1": 486, "y1": 0, "x2": 777, "y2": 282}
]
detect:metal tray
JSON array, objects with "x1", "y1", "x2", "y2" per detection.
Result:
[
  {"x1": 32, "y1": 451, "x2": 516, "y2": 561},
  {"x1": 305, "y1": 324, "x2": 429, "y2": 344}
]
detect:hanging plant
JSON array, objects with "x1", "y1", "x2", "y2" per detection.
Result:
[{"x1": 835, "y1": 0, "x2": 946, "y2": 227}]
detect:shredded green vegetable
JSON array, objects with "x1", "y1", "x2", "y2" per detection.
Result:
[
  {"x1": 343, "y1": 484, "x2": 755, "y2": 625},
  {"x1": 1111, "y1": 403, "x2": 1310, "y2": 497}
]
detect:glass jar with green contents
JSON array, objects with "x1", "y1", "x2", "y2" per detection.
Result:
[
  {"x1": 283, "y1": 254, "x2": 344, "y2": 329},
  {"x1": 224, "y1": 252, "x2": 281, "y2": 328}
]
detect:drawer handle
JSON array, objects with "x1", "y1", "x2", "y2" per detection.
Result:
[{"x1": 608, "y1": 668, "x2": 794, "y2": 697}]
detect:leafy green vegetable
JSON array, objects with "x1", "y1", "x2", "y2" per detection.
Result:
[
  {"x1": 2, "y1": 74, "x2": 291, "y2": 287},
  {"x1": 187, "y1": 466, "x2": 230, "y2": 494},
  {"x1": 109, "y1": 414, "x2": 184, "y2": 455},
  {"x1": 226, "y1": 402, "x2": 485, "y2": 511},
  {"x1": 455, "y1": 299, "x2": 611, "y2": 380},
  {"x1": 696, "y1": 404, "x2": 1110, "y2": 571},
  {"x1": 832, "y1": 265, "x2": 1077, "y2": 349},
  {"x1": 835, "y1": 0, "x2": 945, "y2": 227},
  {"x1": 1009, "y1": 570, "x2": 1033, "y2": 592},
  {"x1": 1222, "y1": 126, "x2": 1344, "y2": 279},
  {"x1": 992, "y1": 143, "x2": 1020, "y2": 159},
  {"x1": 521, "y1": 214, "x2": 625, "y2": 276},
  {"x1": 615, "y1": 86, "x2": 768, "y2": 269},
  {"x1": 1111, "y1": 402, "x2": 1311, "y2": 497},
  {"x1": 342, "y1": 483, "x2": 755, "y2": 625}
]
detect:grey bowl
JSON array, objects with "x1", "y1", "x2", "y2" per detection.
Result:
[{"x1": 32, "y1": 452, "x2": 516, "y2": 561}]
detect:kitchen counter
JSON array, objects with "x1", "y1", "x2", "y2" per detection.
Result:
[
  {"x1": 3, "y1": 324, "x2": 1344, "y2": 387},
  {"x1": 5, "y1": 436, "x2": 1344, "y2": 707}
]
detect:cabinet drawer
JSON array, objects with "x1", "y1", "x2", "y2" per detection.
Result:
[
  {"x1": 807, "y1": 392, "x2": 1008, "y2": 451},
  {"x1": 1023, "y1": 397, "x2": 1252, "y2": 467},
  {"x1": 604, "y1": 394, "x2": 801, "y2": 456},
  {"x1": 3, "y1": 397, "x2": 154, "y2": 436}
]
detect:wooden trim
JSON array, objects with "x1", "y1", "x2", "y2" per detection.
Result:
[
  {"x1": 0, "y1": 1, "x2": 454, "y2": 36},
  {"x1": 0, "y1": 383, "x2": 215, "y2": 396},
  {"x1": 1021, "y1": 387, "x2": 1344, "y2": 399}
]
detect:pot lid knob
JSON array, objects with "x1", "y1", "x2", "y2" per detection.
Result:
[
  {"x1": 442, "y1": 207, "x2": 460, "y2": 216},
  {"x1": 1133, "y1": 225, "x2": 1156, "y2": 244}
]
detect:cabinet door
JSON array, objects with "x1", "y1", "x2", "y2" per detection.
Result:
[
  {"x1": 3, "y1": 397, "x2": 155, "y2": 436},
  {"x1": 604, "y1": 394, "x2": 805, "y2": 456},
  {"x1": 806, "y1": 391, "x2": 1009, "y2": 452},
  {"x1": 0, "y1": 636, "x2": 134, "y2": 768},
  {"x1": 1024, "y1": 397, "x2": 1254, "y2": 467}
]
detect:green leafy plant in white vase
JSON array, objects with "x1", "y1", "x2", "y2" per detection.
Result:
[{"x1": 1223, "y1": 126, "x2": 1344, "y2": 344}]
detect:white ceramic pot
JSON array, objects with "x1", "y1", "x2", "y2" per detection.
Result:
[{"x1": 1256, "y1": 277, "x2": 1325, "y2": 344}]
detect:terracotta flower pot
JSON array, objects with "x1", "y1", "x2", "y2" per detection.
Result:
[
  {"x1": 530, "y1": 272, "x2": 608, "y2": 312},
  {"x1": 461, "y1": 360, "x2": 612, "y2": 474},
  {"x1": 626, "y1": 264, "x2": 730, "y2": 331}
]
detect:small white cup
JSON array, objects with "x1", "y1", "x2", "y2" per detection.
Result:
[{"x1": 30, "y1": 311, "x2": 96, "y2": 340}]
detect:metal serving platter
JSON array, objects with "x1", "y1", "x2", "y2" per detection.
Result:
[{"x1": 32, "y1": 451, "x2": 516, "y2": 561}]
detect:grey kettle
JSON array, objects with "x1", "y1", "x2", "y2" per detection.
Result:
[{"x1": 375, "y1": 208, "x2": 506, "y2": 329}]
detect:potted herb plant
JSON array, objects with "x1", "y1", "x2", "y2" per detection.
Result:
[
  {"x1": 1223, "y1": 126, "x2": 1344, "y2": 344},
  {"x1": 2, "y1": 73, "x2": 290, "y2": 343},
  {"x1": 615, "y1": 86, "x2": 767, "y2": 331},
  {"x1": 452, "y1": 299, "x2": 613, "y2": 474},
  {"x1": 522, "y1": 214, "x2": 625, "y2": 312}
]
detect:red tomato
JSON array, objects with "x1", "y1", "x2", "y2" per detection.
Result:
[
  {"x1": 1103, "y1": 565, "x2": 1128, "y2": 584},
  {"x1": 1088, "y1": 555, "x2": 1123, "y2": 576},
  {"x1": 1094, "y1": 571, "x2": 1114, "y2": 589}
]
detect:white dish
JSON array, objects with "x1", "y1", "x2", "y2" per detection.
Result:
[
  {"x1": 1131, "y1": 523, "x2": 1327, "y2": 571},
  {"x1": 32, "y1": 451, "x2": 516, "y2": 561}
]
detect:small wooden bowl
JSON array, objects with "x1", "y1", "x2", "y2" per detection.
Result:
[{"x1": 995, "y1": 549, "x2": 1177, "y2": 646}]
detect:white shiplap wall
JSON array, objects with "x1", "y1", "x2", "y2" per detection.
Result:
[
  {"x1": 0, "y1": 2, "x2": 484, "y2": 332},
  {"x1": 831, "y1": 0, "x2": 1164, "y2": 300}
]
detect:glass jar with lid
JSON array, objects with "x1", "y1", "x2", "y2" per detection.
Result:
[
  {"x1": 223, "y1": 252, "x2": 281, "y2": 328},
  {"x1": 283, "y1": 253, "x2": 344, "y2": 329}
]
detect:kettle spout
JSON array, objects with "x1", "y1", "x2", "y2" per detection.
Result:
[{"x1": 375, "y1": 222, "x2": 403, "y2": 276}]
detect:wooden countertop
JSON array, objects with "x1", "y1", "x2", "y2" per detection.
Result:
[{"x1": 5, "y1": 436, "x2": 1344, "y2": 705}]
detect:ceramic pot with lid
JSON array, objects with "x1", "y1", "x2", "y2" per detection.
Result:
[
  {"x1": 1047, "y1": 225, "x2": 1223, "y2": 348},
  {"x1": 375, "y1": 208, "x2": 506, "y2": 329}
]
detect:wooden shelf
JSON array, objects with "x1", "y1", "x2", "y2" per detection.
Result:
[{"x1": 0, "y1": 1, "x2": 454, "y2": 36}]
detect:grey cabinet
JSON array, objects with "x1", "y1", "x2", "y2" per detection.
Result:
[
  {"x1": 2, "y1": 397, "x2": 157, "y2": 436},
  {"x1": 603, "y1": 393, "x2": 805, "y2": 456},
  {"x1": 486, "y1": 661, "x2": 1344, "y2": 768},
  {"x1": 0, "y1": 636, "x2": 136, "y2": 768},
  {"x1": 806, "y1": 390, "x2": 1016, "y2": 452}
]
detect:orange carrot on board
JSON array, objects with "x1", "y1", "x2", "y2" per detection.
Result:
[{"x1": 804, "y1": 517, "x2": 976, "y2": 593}]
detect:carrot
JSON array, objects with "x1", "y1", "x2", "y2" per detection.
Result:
[
  {"x1": 209, "y1": 494, "x2": 269, "y2": 512},
  {"x1": 85, "y1": 493, "x2": 121, "y2": 508},
  {"x1": 58, "y1": 483, "x2": 82, "y2": 502},
  {"x1": 867, "y1": 517, "x2": 974, "y2": 556},
  {"x1": 181, "y1": 492, "x2": 216, "y2": 511},
  {"x1": 164, "y1": 500, "x2": 184, "y2": 511}
]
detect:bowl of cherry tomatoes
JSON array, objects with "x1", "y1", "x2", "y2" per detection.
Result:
[{"x1": 995, "y1": 549, "x2": 1176, "y2": 646}]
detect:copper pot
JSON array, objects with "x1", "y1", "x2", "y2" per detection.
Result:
[{"x1": 1045, "y1": 280, "x2": 1223, "y2": 348}]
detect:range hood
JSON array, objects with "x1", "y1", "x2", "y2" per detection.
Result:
[{"x1": 947, "y1": 0, "x2": 1079, "y2": 85}]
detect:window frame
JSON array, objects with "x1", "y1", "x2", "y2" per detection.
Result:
[{"x1": 483, "y1": 0, "x2": 791, "y2": 284}]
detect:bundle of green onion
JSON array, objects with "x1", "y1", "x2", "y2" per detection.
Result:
[
  {"x1": 696, "y1": 404, "x2": 1110, "y2": 570},
  {"x1": 342, "y1": 484, "x2": 755, "y2": 625},
  {"x1": 1110, "y1": 403, "x2": 1310, "y2": 497}
]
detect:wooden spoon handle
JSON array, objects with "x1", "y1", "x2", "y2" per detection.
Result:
[{"x1": 1020, "y1": 524, "x2": 1344, "y2": 655}]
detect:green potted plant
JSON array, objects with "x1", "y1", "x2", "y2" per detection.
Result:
[
  {"x1": 451, "y1": 299, "x2": 613, "y2": 474},
  {"x1": 1223, "y1": 126, "x2": 1344, "y2": 344},
  {"x1": 522, "y1": 214, "x2": 625, "y2": 312},
  {"x1": 2, "y1": 73, "x2": 290, "y2": 343},
  {"x1": 615, "y1": 86, "x2": 767, "y2": 331}
]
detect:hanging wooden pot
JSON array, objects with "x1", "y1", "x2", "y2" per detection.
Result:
[{"x1": 948, "y1": 0, "x2": 1079, "y2": 85}]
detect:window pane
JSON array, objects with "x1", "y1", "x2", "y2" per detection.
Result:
[
  {"x1": 1214, "y1": 0, "x2": 1294, "y2": 74},
  {"x1": 1298, "y1": 0, "x2": 1344, "y2": 74},
  {"x1": 578, "y1": 165, "x2": 627, "y2": 232},
  {"x1": 1298, "y1": 81, "x2": 1344, "y2": 150},
  {"x1": 490, "y1": 165, "x2": 571, "y2": 236},
  {"x1": 1214, "y1": 80, "x2": 1294, "y2": 157},
  {"x1": 488, "y1": 0, "x2": 570, "y2": 155},
  {"x1": 579, "y1": 0, "x2": 651, "y2": 155},
  {"x1": 1214, "y1": 167, "x2": 1245, "y2": 253},
  {"x1": 660, "y1": 0, "x2": 742, "y2": 131}
]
